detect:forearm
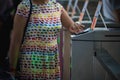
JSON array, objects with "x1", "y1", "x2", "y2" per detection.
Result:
[
  {"x1": 8, "y1": 15, "x2": 26, "y2": 70},
  {"x1": 9, "y1": 45, "x2": 20, "y2": 70},
  {"x1": 61, "y1": 8, "x2": 84, "y2": 34},
  {"x1": 9, "y1": 31, "x2": 22, "y2": 70},
  {"x1": 61, "y1": 8, "x2": 74, "y2": 30}
]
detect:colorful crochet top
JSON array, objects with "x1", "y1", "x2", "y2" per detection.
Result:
[{"x1": 16, "y1": 0, "x2": 63, "y2": 79}]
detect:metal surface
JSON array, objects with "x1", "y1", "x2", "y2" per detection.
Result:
[{"x1": 71, "y1": 28, "x2": 120, "y2": 80}]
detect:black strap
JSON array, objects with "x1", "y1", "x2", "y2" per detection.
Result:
[{"x1": 21, "y1": 0, "x2": 32, "y2": 44}]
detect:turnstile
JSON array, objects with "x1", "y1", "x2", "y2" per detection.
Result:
[{"x1": 71, "y1": 28, "x2": 120, "y2": 80}]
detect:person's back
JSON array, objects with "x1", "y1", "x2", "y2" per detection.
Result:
[{"x1": 103, "y1": 0, "x2": 120, "y2": 23}]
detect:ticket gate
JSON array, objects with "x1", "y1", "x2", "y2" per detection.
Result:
[
  {"x1": 71, "y1": 27, "x2": 120, "y2": 80},
  {"x1": 70, "y1": 0, "x2": 120, "y2": 79},
  {"x1": 57, "y1": 0, "x2": 120, "y2": 80}
]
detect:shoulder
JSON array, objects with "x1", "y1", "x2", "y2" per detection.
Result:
[
  {"x1": 52, "y1": 2, "x2": 63, "y2": 10},
  {"x1": 17, "y1": 0, "x2": 30, "y2": 9},
  {"x1": 54, "y1": 2, "x2": 63, "y2": 7},
  {"x1": 16, "y1": 0, "x2": 31, "y2": 17}
]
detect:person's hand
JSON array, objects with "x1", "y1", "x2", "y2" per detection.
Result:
[{"x1": 69, "y1": 22, "x2": 85, "y2": 34}]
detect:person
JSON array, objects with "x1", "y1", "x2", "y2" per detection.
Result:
[
  {"x1": 8, "y1": 0, "x2": 84, "y2": 79},
  {"x1": 102, "y1": 0, "x2": 120, "y2": 23},
  {"x1": 0, "y1": 0, "x2": 13, "y2": 71}
]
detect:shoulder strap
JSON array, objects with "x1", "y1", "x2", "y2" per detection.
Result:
[{"x1": 21, "y1": 0, "x2": 32, "y2": 44}]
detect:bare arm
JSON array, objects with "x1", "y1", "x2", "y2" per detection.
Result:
[
  {"x1": 61, "y1": 8, "x2": 74, "y2": 29},
  {"x1": 61, "y1": 8, "x2": 84, "y2": 34},
  {"x1": 8, "y1": 14, "x2": 27, "y2": 71}
]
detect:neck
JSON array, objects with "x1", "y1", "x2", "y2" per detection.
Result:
[{"x1": 32, "y1": 0, "x2": 49, "y2": 5}]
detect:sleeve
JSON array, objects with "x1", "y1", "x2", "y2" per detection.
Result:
[
  {"x1": 16, "y1": 1, "x2": 30, "y2": 18},
  {"x1": 56, "y1": 2, "x2": 64, "y2": 14}
]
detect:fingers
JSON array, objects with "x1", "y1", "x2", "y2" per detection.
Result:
[
  {"x1": 74, "y1": 23, "x2": 81, "y2": 34},
  {"x1": 69, "y1": 27, "x2": 76, "y2": 33},
  {"x1": 75, "y1": 22, "x2": 85, "y2": 29},
  {"x1": 75, "y1": 23, "x2": 84, "y2": 31},
  {"x1": 69, "y1": 23, "x2": 85, "y2": 34}
]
